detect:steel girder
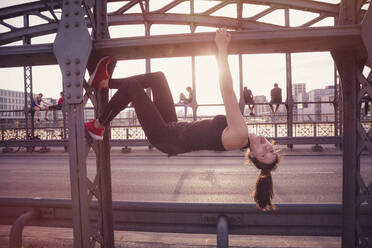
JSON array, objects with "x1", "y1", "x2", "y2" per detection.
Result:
[
  {"x1": 332, "y1": 1, "x2": 372, "y2": 247},
  {"x1": 0, "y1": 25, "x2": 363, "y2": 68},
  {"x1": 0, "y1": 0, "x2": 365, "y2": 46},
  {"x1": 1, "y1": 197, "x2": 372, "y2": 237},
  {"x1": 53, "y1": 0, "x2": 92, "y2": 247}
]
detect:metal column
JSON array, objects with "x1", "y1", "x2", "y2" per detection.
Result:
[
  {"x1": 285, "y1": 8, "x2": 294, "y2": 146},
  {"x1": 91, "y1": 0, "x2": 115, "y2": 246},
  {"x1": 53, "y1": 0, "x2": 92, "y2": 247},
  {"x1": 22, "y1": 14, "x2": 34, "y2": 139},
  {"x1": 332, "y1": 1, "x2": 372, "y2": 247}
]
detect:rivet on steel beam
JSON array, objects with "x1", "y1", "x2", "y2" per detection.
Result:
[
  {"x1": 66, "y1": 82, "x2": 71, "y2": 87},
  {"x1": 65, "y1": 23, "x2": 70, "y2": 28},
  {"x1": 65, "y1": 1, "x2": 69, "y2": 5},
  {"x1": 74, "y1": 23, "x2": 79, "y2": 28},
  {"x1": 65, "y1": 12, "x2": 70, "y2": 17},
  {"x1": 66, "y1": 59, "x2": 71, "y2": 65},
  {"x1": 66, "y1": 71, "x2": 71, "y2": 76},
  {"x1": 75, "y1": 58, "x2": 80, "y2": 64},
  {"x1": 75, "y1": 71, "x2": 80, "y2": 76},
  {"x1": 76, "y1": 95, "x2": 81, "y2": 99},
  {"x1": 75, "y1": 82, "x2": 81, "y2": 87},
  {"x1": 74, "y1": 0, "x2": 79, "y2": 4},
  {"x1": 66, "y1": 93, "x2": 71, "y2": 99},
  {"x1": 74, "y1": 10, "x2": 79, "y2": 16}
]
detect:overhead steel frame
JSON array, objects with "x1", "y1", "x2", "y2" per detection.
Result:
[
  {"x1": 332, "y1": 1, "x2": 372, "y2": 247},
  {"x1": 0, "y1": 0, "x2": 371, "y2": 247}
]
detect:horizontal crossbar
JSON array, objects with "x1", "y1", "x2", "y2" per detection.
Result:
[
  {"x1": 0, "y1": 197, "x2": 371, "y2": 236},
  {"x1": 0, "y1": 25, "x2": 362, "y2": 68},
  {"x1": 0, "y1": 136, "x2": 342, "y2": 148}
]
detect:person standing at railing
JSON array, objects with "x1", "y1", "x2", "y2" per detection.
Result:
[
  {"x1": 84, "y1": 28, "x2": 281, "y2": 211},
  {"x1": 178, "y1": 86, "x2": 193, "y2": 118},
  {"x1": 269, "y1": 83, "x2": 282, "y2": 114},
  {"x1": 242, "y1": 86, "x2": 255, "y2": 116},
  {"x1": 31, "y1": 93, "x2": 50, "y2": 122}
]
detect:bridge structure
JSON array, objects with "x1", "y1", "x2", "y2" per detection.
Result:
[{"x1": 0, "y1": 0, "x2": 371, "y2": 247}]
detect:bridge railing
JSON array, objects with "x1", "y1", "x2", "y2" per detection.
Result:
[
  {"x1": 0, "y1": 197, "x2": 371, "y2": 246},
  {"x1": 0, "y1": 103, "x2": 371, "y2": 149}
]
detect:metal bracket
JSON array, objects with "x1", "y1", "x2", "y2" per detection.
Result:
[{"x1": 53, "y1": 0, "x2": 92, "y2": 104}]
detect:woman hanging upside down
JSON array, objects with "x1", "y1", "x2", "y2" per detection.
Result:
[{"x1": 84, "y1": 28, "x2": 280, "y2": 211}]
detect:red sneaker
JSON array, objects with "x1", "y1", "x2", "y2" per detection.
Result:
[
  {"x1": 84, "y1": 119, "x2": 105, "y2": 140},
  {"x1": 88, "y1": 56, "x2": 111, "y2": 90}
]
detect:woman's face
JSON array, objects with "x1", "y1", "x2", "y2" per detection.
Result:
[{"x1": 250, "y1": 135, "x2": 276, "y2": 164}]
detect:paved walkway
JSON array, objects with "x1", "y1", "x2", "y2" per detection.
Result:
[{"x1": 0, "y1": 145, "x2": 344, "y2": 248}]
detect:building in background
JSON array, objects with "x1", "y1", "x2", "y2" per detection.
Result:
[
  {"x1": 292, "y1": 83, "x2": 306, "y2": 98},
  {"x1": 292, "y1": 83, "x2": 307, "y2": 121},
  {"x1": 297, "y1": 85, "x2": 335, "y2": 122},
  {"x1": 0, "y1": 89, "x2": 27, "y2": 119}
]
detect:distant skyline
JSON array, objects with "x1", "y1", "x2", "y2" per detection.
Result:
[{"x1": 0, "y1": 0, "x2": 340, "y2": 111}]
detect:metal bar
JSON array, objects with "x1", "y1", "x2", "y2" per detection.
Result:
[
  {"x1": 68, "y1": 105, "x2": 90, "y2": 248},
  {"x1": 0, "y1": 135, "x2": 344, "y2": 148},
  {"x1": 32, "y1": 11, "x2": 56, "y2": 23},
  {"x1": 111, "y1": 0, "x2": 142, "y2": 15},
  {"x1": 335, "y1": 1, "x2": 359, "y2": 247},
  {"x1": 300, "y1": 13, "x2": 327, "y2": 27},
  {"x1": 334, "y1": 62, "x2": 339, "y2": 137},
  {"x1": 0, "y1": 25, "x2": 362, "y2": 68},
  {"x1": 53, "y1": 0, "x2": 93, "y2": 246},
  {"x1": 41, "y1": 0, "x2": 60, "y2": 23},
  {"x1": 0, "y1": 20, "x2": 17, "y2": 30},
  {"x1": 1, "y1": 198, "x2": 372, "y2": 237},
  {"x1": 242, "y1": 0, "x2": 340, "y2": 15},
  {"x1": 333, "y1": 52, "x2": 359, "y2": 248},
  {"x1": 153, "y1": 0, "x2": 186, "y2": 14},
  {"x1": 93, "y1": 0, "x2": 115, "y2": 245},
  {"x1": 285, "y1": 8, "x2": 293, "y2": 147},
  {"x1": 0, "y1": 1, "x2": 62, "y2": 20},
  {"x1": 190, "y1": 0, "x2": 197, "y2": 121},
  {"x1": 217, "y1": 215, "x2": 229, "y2": 248},
  {"x1": 9, "y1": 209, "x2": 40, "y2": 248},
  {"x1": 22, "y1": 14, "x2": 34, "y2": 140},
  {"x1": 202, "y1": 0, "x2": 233, "y2": 15},
  {"x1": 249, "y1": 6, "x2": 278, "y2": 21}
]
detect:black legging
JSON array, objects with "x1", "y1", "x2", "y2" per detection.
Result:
[{"x1": 98, "y1": 72, "x2": 177, "y2": 143}]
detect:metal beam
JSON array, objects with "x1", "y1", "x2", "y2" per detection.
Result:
[
  {"x1": 108, "y1": 13, "x2": 282, "y2": 29},
  {"x1": 1, "y1": 198, "x2": 372, "y2": 237},
  {"x1": 0, "y1": 25, "x2": 362, "y2": 68},
  {"x1": 0, "y1": 1, "x2": 61, "y2": 20},
  {"x1": 242, "y1": 0, "x2": 339, "y2": 15},
  {"x1": 0, "y1": 13, "x2": 281, "y2": 46},
  {"x1": 0, "y1": 136, "x2": 342, "y2": 148}
]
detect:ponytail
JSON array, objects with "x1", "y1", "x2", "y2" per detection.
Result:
[
  {"x1": 245, "y1": 149, "x2": 280, "y2": 211},
  {"x1": 253, "y1": 169, "x2": 275, "y2": 211}
]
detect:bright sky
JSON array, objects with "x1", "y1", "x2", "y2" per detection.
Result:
[{"x1": 0, "y1": 0, "x2": 342, "y2": 113}]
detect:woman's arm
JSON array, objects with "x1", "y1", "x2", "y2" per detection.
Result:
[{"x1": 215, "y1": 28, "x2": 248, "y2": 149}]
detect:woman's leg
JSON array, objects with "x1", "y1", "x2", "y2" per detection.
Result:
[
  {"x1": 98, "y1": 77, "x2": 170, "y2": 143},
  {"x1": 108, "y1": 72, "x2": 177, "y2": 123}
]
